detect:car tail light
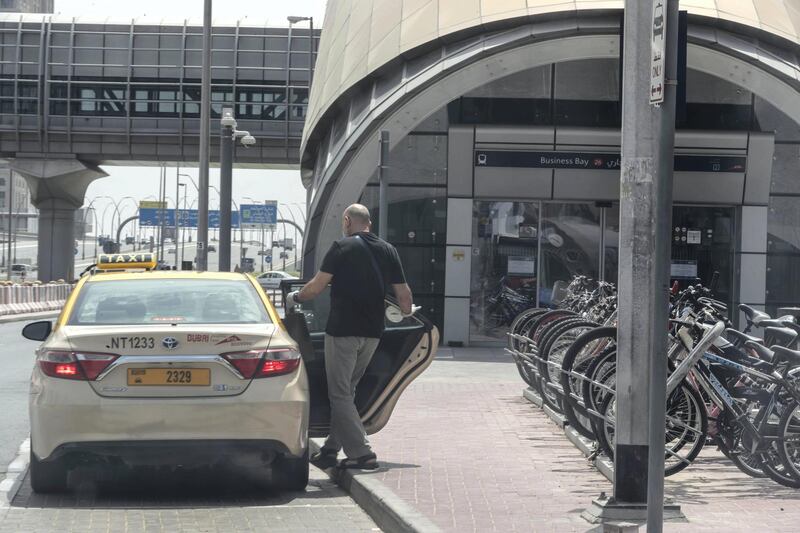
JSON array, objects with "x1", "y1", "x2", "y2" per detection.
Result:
[
  {"x1": 38, "y1": 351, "x2": 118, "y2": 381},
  {"x1": 222, "y1": 350, "x2": 263, "y2": 379},
  {"x1": 222, "y1": 348, "x2": 301, "y2": 379},
  {"x1": 257, "y1": 348, "x2": 301, "y2": 378}
]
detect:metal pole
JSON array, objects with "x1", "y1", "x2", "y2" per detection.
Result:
[
  {"x1": 647, "y1": 2, "x2": 679, "y2": 530},
  {"x1": 197, "y1": 0, "x2": 212, "y2": 270},
  {"x1": 378, "y1": 130, "x2": 389, "y2": 240},
  {"x1": 181, "y1": 184, "x2": 187, "y2": 267},
  {"x1": 599, "y1": 207, "x2": 606, "y2": 281},
  {"x1": 175, "y1": 168, "x2": 180, "y2": 268},
  {"x1": 614, "y1": 1, "x2": 677, "y2": 529},
  {"x1": 159, "y1": 165, "x2": 166, "y2": 262},
  {"x1": 260, "y1": 223, "x2": 265, "y2": 272},
  {"x1": 219, "y1": 107, "x2": 234, "y2": 271},
  {"x1": 6, "y1": 172, "x2": 13, "y2": 280}
]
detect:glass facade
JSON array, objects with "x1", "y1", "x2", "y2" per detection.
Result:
[
  {"x1": 468, "y1": 201, "x2": 734, "y2": 342},
  {"x1": 359, "y1": 132, "x2": 448, "y2": 333}
]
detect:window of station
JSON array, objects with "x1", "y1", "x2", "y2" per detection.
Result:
[
  {"x1": 554, "y1": 59, "x2": 620, "y2": 128},
  {"x1": 679, "y1": 70, "x2": 752, "y2": 131}
]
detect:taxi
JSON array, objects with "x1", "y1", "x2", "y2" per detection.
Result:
[{"x1": 22, "y1": 253, "x2": 439, "y2": 493}]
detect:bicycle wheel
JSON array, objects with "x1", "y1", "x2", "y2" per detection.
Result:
[
  {"x1": 777, "y1": 401, "x2": 800, "y2": 483},
  {"x1": 596, "y1": 382, "x2": 707, "y2": 476},
  {"x1": 560, "y1": 327, "x2": 617, "y2": 440}
]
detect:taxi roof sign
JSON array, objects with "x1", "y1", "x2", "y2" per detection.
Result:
[{"x1": 96, "y1": 253, "x2": 157, "y2": 271}]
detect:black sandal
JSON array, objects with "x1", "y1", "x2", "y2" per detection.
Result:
[
  {"x1": 310, "y1": 448, "x2": 339, "y2": 469},
  {"x1": 338, "y1": 452, "x2": 379, "y2": 470}
]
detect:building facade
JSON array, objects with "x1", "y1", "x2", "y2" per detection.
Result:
[{"x1": 299, "y1": 1, "x2": 800, "y2": 345}]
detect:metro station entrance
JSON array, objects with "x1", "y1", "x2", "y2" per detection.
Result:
[{"x1": 469, "y1": 201, "x2": 735, "y2": 342}]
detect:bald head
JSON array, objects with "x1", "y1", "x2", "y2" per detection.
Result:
[{"x1": 342, "y1": 204, "x2": 372, "y2": 236}]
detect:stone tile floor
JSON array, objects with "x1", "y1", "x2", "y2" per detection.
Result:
[{"x1": 367, "y1": 347, "x2": 800, "y2": 532}]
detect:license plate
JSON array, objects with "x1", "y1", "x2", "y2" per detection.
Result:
[{"x1": 127, "y1": 368, "x2": 210, "y2": 386}]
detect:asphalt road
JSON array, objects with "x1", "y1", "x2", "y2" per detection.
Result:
[{"x1": 0, "y1": 321, "x2": 39, "y2": 474}]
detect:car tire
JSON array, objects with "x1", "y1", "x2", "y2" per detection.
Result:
[
  {"x1": 272, "y1": 448, "x2": 309, "y2": 491},
  {"x1": 29, "y1": 450, "x2": 69, "y2": 493}
]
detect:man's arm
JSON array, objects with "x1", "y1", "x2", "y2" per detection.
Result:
[
  {"x1": 392, "y1": 282, "x2": 413, "y2": 315},
  {"x1": 295, "y1": 271, "x2": 333, "y2": 302}
]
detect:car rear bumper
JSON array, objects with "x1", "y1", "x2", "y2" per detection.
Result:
[
  {"x1": 30, "y1": 369, "x2": 309, "y2": 462},
  {"x1": 41, "y1": 439, "x2": 294, "y2": 467}
]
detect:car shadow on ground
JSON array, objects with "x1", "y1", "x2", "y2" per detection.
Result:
[{"x1": 13, "y1": 464, "x2": 338, "y2": 509}]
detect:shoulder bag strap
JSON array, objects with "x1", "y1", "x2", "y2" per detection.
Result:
[{"x1": 354, "y1": 235, "x2": 385, "y2": 294}]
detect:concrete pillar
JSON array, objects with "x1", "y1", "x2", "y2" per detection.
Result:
[{"x1": 10, "y1": 158, "x2": 107, "y2": 282}]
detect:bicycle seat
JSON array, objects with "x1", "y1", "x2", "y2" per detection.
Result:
[
  {"x1": 725, "y1": 328, "x2": 763, "y2": 346},
  {"x1": 744, "y1": 340, "x2": 774, "y2": 362},
  {"x1": 780, "y1": 321, "x2": 800, "y2": 338},
  {"x1": 739, "y1": 304, "x2": 770, "y2": 326},
  {"x1": 771, "y1": 345, "x2": 800, "y2": 367},
  {"x1": 759, "y1": 319, "x2": 791, "y2": 329},
  {"x1": 765, "y1": 326, "x2": 798, "y2": 348}
]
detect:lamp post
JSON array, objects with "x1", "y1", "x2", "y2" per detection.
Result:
[
  {"x1": 219, "y1": 107, "x2": 256, "y2": 272},
  {"x1": 197, "y1": 0, "x2": 212, "y2": 271}
]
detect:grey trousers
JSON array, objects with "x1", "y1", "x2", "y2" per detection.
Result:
[{"x1": 322, "y1": 334, "x2": 380, "y2": 458}]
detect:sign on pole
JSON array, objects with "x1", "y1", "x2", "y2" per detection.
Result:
[
  {"x1": 138, "y1": 208, "x2": 239, "y2": 228},
  {"x1": 239, "y1": 201, "x2": 277, "y2": 230},
  {"x1": 139, "y1": 200, "x2": 167, "y2": 209},
  {"x1": 650, "y1": 0, "x2": 666, "y2": 105}
]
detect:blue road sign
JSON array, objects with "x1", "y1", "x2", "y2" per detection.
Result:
[
  {"x1": 240, "y1": 202, "x2": 277, "y2": 229},
  {"x1": 139, "y1": 208, "x2": 240, "y2": 228}
]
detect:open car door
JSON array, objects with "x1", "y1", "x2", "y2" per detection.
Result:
[{"x1": 280, "y1": 280, "x2": 438, "y2": 437}]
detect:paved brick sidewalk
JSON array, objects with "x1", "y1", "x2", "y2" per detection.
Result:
[
  {"x1": 0, "y1": 465, "x2": 379, "y2": 532},
  {"x1": 368, "y1": 347, "x2": 800, "y2": 532}
]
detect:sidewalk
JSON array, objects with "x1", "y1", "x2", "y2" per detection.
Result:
[{"x1": 365, "y1": 347, "x2": 800, "y2": 532}]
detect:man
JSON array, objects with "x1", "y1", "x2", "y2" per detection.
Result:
[{"x1": 287, "y1": 204, "x2": 413, "y2": 470}]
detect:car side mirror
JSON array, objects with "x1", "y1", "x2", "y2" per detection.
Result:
[{"x1": 22, "y1": 320, "x2": 52, "y2": 342}]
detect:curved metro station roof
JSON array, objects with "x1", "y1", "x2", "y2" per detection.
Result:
[{"x1": 303, "y1": 0, "x2": 800, "y2": 150}]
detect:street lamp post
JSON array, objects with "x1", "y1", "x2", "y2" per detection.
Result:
[
  {"x1": 219, "y1": 107, "x2": 256, "y2": 272},
  {"x1": 197, "y1": 0, "x2": 212, "y2": 271}
]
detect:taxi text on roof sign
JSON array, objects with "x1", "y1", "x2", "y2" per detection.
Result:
[{"x1": 96, "y1": 253, "x2": 157, "y2": 270}]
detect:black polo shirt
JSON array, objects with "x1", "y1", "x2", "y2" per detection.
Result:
[{"x1": 320, "y1": 231, "x2": 406, "y2": 338}]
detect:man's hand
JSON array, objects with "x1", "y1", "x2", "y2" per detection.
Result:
[
  {"x1": 392, "y1": 283, "x2": 413, "y2": 316},
  {"x1": 287, "y1": 290, "x2": 301, "y2": 305}
]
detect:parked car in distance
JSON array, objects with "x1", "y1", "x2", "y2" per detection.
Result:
[
  {"x1": 207, "y1": 245, "x2": 217, "y2": 253},
  {"x1": 257, "y1": 271, "x2": 298, "y2": 290}
]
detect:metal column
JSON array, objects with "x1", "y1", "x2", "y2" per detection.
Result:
[
  {"x1": 613, "y1": 1, "x2": 678, "y2": 530},
  {"x1": 219, "y1": 108, "x2": 234, "y2": 272},
  {"x1": 175, "y1": 168, "x2": 180, "y2": 268},
  {"x1": 196, "y1": 0, "x2": 212, "y2": 270},
  {"x1": 378, "y1": 131, "x2": 389, "y2": 239}
]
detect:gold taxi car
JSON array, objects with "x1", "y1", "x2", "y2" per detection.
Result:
[{"x1": 23, "y1": 254, "x2": 438, "y2": 493}]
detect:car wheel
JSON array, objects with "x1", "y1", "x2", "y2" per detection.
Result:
[
  {"x1": 29, "y1": 450, "x2": 69, "y2": 493},
  {"x1": 272, "y1": 448, "x2": 309, "y2": 491}
]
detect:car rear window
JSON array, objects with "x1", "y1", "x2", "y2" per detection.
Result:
[{"x1": 69, "y1": 278, "x2": 271, "y2": 325}]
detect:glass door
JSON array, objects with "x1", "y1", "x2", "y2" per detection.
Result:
[
  {"x1": 538, "y1": 203, "x2": 602, "y2": 304},
  {"x1": 469, "y1": 201, "x2": 539, "y2": 342}
]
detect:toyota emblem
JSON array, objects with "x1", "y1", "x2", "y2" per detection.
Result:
[{"x1": 162, "y1": 337, "x2": 179, "y2": 350}]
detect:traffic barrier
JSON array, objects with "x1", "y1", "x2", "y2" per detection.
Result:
[{"x1": 0, "y1": 282, "x2": 75, "y2": 317}]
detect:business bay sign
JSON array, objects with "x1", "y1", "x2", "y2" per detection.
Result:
[{"x1": 474, "y1": 150, "x2": 746, "y2": 173}]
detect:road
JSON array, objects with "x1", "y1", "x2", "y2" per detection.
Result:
[
  {"x1": 0, "y1": 318, "x2": 376, "y2": 532},
  {"x1": 0, "y1": 321, "x2": 39, "y2": 474},
  {"x1": 3, "y1": 237, "x2": 300, "y2": 278}
]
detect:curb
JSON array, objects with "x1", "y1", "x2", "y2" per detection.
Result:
[
  {"x1": 0, "y1": 311, "x2": 59, "y2": 325},
  {"x1": 0, "y1": 438, "x2": 30, "y2": 508},
  {"x1": 310, "y1": 440, "x2": 442, "y2": 533}
]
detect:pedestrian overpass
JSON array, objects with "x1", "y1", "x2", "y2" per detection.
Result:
[{"x1": 0, "y1": 14, "x2": 316, "y2": 280}]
